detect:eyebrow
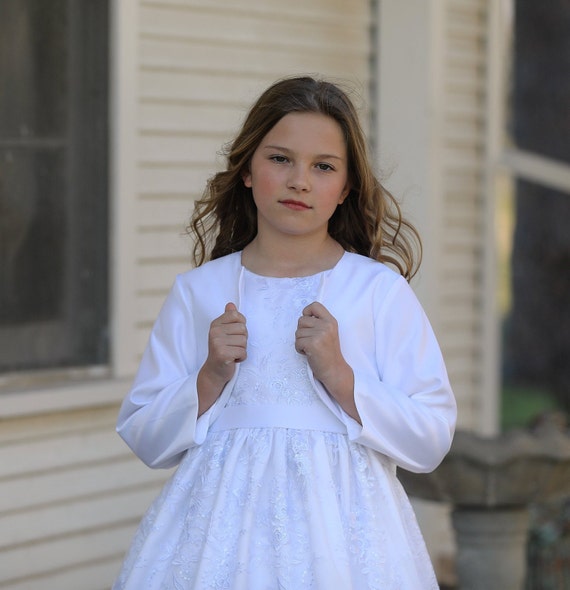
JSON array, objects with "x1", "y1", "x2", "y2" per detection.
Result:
[{"x1": 262, "y1": 144, "x2": 345, "y2": 161}]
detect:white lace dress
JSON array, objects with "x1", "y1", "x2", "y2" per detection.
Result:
[{"x1": 113, "y1": 268, "x2": 440, "y2": 590}]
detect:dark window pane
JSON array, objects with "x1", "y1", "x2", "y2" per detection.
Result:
[
  {"x1": 501, "y1": 1, "x2": 570, "y2": 427},
  {"x1": 0, "y1": 149, "x2": 66, "y2": 323},
  {"x1": 511, "y1": 2, "x2": 570, "y2": 165},
  {"x1": 0, "y1": 1, "x2": 67, "y2": 139},
  {"x1": 0, "y1": 0, "x2": 109, "y2": 373}
]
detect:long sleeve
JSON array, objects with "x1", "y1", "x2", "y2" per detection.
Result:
[
  {"x1": 116, "y1": 255, "x2": 243, "y2": 469},
  {"x1": 335, "y1": 276, "x2": 457, "y2": 473},
  {"x1": 116, "y1": 277, "x2": 214, "y2": 469}
]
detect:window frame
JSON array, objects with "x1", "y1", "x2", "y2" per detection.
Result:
[
  {"x1": 0, "y1": 0, "x2": 139, "y2": 415},
  {"x1": 0, "y1": 2, "x2": 109, "y2": 373},
  {"x1": 484, "y1": 0, "x2": 570, "y2": 434}
]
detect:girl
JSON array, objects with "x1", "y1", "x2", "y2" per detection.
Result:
[{"x1": 114, "y1": 76, "x2": 456, "y2": 589}]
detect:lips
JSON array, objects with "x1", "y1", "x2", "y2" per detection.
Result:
[{"x1": 279, "y1": 199, "x2": 312, "y2": 211}]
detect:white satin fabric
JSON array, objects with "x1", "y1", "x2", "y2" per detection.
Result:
[{"x1": 114, "y1": 252, "x2": 456, "y2": 589}]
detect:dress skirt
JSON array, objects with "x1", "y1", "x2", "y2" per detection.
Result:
[{"x1": 113, "y1": 405, "x2": 439, "y2": 590}]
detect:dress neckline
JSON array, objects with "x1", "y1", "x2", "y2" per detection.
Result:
[{"x1": 240, "y1": 251, "x2": 347, "y2": 280}]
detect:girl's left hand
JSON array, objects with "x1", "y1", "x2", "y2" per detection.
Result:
[{"x1": 295, "y1": 302, "x2": 359, "y2": 421}]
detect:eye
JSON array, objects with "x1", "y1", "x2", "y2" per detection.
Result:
[
  {"x1": 316, "y1": 162, "x2": 334, "y2": 172},
  {"x1": 270, "y1": 155, "x2": 289, "y2": 164}
]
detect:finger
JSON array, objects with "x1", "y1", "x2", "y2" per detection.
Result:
[
  {"x1": 212, "y1": 321, "x2": 248, "y2": 337},
  {"x1": 217, "y1": 302, "x2": 246, "y2": 325},
  {"x1": 211, "y1": 330, "x2": 247, "y2": 345},
  {"x1": 294, "y1": 336, "x2": 314, "y2": 357},
  {"x1": 224, "y1": 345, "x2": 247, "y2": 364},
  {"x1": 302, "y1": 301, "x2": 329, "y2": 318},
  {"x1": 212, "y1": 335, "x2": 247, "y2": 363},
  {"x1": 297, "y1": 315, "x2": 318, "y2": 330},
  {"x1": 232, "y1": 346, "x2": 247, "y2": 362},
  {"x1": 294, "y1": 338, "x2": 307, "y2": 355}
]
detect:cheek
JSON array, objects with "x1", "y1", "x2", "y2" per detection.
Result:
[
  {"x1": 250, "y1": 168, "x2": 278, "y2": 195},
  {"x1": 330, "y1": 178, "x2": 350, "y2": 204}
]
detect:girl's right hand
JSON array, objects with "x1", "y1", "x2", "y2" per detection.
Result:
[{"x1": 197, "y1": 303, "x2": 247, "y2": 414}]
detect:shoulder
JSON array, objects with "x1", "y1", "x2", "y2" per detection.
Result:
[
  {"x1": 324, "y1": 252, "x2": 409, "y2": 313},
  {"x1": 336, "y1": 253, "x2": 428, "y2": 323},
  {"x1": 165, "y1": 253, "x2": 241, "y2": 305},
  {"x1": 338, "y1": 252, "x2": 404, "y2": 289},
  {"x1": 176, "y1": 252, "x2": 242, "y2": 287}
]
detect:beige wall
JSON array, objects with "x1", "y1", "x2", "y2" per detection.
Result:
[
  {"x1": 376, "y1": 1, "x2": 504, "y2": 581},
  {"x1": 0, "y1": 405, "x2": 165, "y2": 589},
  {"x1": 377, "y1": 0, "x2": 500, "y2": 433}
]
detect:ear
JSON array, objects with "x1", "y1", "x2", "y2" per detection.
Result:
[
  {"x1": 242, "y1": 168, "x2": 252, "y2": 188},
  {"x1": 338, "y1": 184, "x2": 351, "y2": 204}
]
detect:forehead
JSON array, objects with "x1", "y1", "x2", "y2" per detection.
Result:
[{"x1": 259, "y1": 112, "x2": 347, "y2": 155}]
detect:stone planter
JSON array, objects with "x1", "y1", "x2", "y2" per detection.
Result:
[
  {"x1": 452, "y1": 507, "x2": 529, "y2": 590},
  {"x1": 398, "y1": 415, "x2": 570, "y2": 589}
]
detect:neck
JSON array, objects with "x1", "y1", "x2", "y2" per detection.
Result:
[{"x1": 242, "y1": 233, "x2": 344, "y2": 277}]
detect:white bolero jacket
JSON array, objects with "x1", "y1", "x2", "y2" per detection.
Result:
[{"x1": 117, "y1": 251, "x2": 457, "y2": 473}]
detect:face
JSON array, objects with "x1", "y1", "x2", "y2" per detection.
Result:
[{"x1": 243, "y1": 112, "x2": 350, "y2": 242}]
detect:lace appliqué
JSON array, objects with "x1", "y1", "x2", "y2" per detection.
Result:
[{"x1": 228, "y1": 272, "x2": 323, "y2": 408}]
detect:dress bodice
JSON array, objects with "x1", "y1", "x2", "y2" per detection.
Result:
[{"x1": 226, "y1": 268, "x2": 327, "y2": 408}]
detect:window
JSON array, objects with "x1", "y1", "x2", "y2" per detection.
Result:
[
  {"x1": 498, "y1": 1, "x2": 570, "y2": 427},
  {"x1": 0, "y1": 1, "x2": 109, "y2": 374}
]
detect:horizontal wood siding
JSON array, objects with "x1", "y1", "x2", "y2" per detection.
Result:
[
  {"x1": 0, "y1": 405, "x2": 171, "y2": 589},
  {"x1": 439, "y1": 0, "x2": 489, "y2": 422}
]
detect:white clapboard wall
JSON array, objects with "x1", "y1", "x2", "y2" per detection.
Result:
[
  {"x1": 0, "y1": 405, "x2": 170, "y2": 589},
  {"x1": 437, "y1": 0, "x2": 490, "y2": 423}
]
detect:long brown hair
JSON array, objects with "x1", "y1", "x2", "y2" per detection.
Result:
[{"x1": 188, "y1": 76, "x2": 422, "y2": 280}]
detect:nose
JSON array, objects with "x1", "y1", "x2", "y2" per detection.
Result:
[{"x1": 287, "y1": 165, "x2": 311, "y2": 192}]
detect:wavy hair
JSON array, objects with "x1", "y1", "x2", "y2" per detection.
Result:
[{"x1": 188, "y1": 76, "x2": 422, "y2": 280}]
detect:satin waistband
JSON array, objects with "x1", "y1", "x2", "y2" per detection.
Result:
[{"x1": 209, "y1": 404, "x2": 347, "y2": 434}]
